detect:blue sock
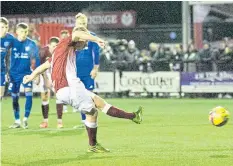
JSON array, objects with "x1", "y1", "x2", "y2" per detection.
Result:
[
  {"x1": 12, "y1": 93, "x2": 20, "y2": 120},
  {"x1": 25, "y1": 92, "x2": 33, "y2": 118},
  {"x1": 81, "y1": 112, "x2": 86, "y2": 121}
]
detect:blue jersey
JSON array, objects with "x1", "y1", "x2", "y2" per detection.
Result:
[
  {"x1": 1, "y1": 33, "x2": 15, "y2": 74},
  {"x1": 10, "y1": 37, "x2": 40, "y2": 81},
  {"x1": 75, "y1": 32, "x2": 100, "y2": 77}
]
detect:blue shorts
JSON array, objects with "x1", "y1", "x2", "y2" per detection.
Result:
[
  {"x1": 1, "y1": 73, "x2": 6, "y2": 86},
  {"x1": 79, "y1": 76, "x2": 95, "y2": 90},
  {"x1": 8, "y1": 78, "x2": 33, "y2": 93}
]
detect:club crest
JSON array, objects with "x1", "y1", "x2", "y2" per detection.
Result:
[
  {"x1": 25, "y1": 46, "x2": 30, "y2": 51},
  {"x1": 4, "y1": 42, "x2": 10, "y2": 47}
]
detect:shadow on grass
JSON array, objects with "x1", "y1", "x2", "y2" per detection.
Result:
[
  {"x1": 1, "y1": 160, "x2": 21, "y2": 166},
  {"x1": 2, "y1": 128, "x2": 85, "y2": 137},
  {"x1": 33, "y1": 112, "x2": 74, "y2": 117},
  {"x1": 21, "y1": 154, "x2": 136, "y2": 166},
  {"x1": 210, "y1": 155, "x2": 231, "y2": 158}
]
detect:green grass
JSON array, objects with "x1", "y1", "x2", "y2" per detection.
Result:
[{"x1": 1, "y1": 98, "x2": 233, "y2": 166}]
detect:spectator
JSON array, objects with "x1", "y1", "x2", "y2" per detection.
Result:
[
  {"x1": 138, "y1": 49, "x2": 152, "y2": 72},
  {"x1": 152, "y1": 44, "x2": 170, "y2": 71},
  {"x1": 149, "y1": 42, "x2": 158, "y2": 59},
  {"x1": 169, "y1": 44, "x2": 183, "y2": 71},
  {"x1": 183, "y1": 43, "x2": 199, "y2": 72},
  {"x1": 99, "y1": 42, "x2": 114, "y2": 71},
  {"x1": 216, "y1": 41, "x2": 233, "y2": 71},
  {"x1": 111, "y1": 39, "x2": 128, "y2": 73},
  {"x1": 198, "y1": 41, "x2": 214, "y2": 72},
  {"x1": 124, "y1": 40, "x2": 140, "y2": 71}
]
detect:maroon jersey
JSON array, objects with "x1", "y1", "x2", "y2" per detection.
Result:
[
  {"x1": 48, "y1": 36, "x2": 74, "y2": 92},
  {"x1": 40, "y1": 46, "x2": 52, "y2": 64}
]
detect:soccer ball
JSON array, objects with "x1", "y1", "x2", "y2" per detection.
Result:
[{"x1": 209, "y1": 106, "x2": 230, "y2": 127}]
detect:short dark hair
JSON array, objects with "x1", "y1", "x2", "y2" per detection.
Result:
[
  {"x1": 60, "y1": 30, "x2": 69, "y2": 35},
  {"x1": 16, "y1": 23, "x2": 29, "y2": 29},
  {"x1": 0, "y1": 17, "x2": 9, "y2": 25},
  {"x1": 49, "y1": 37, "x2": 60, "y2": 44}
]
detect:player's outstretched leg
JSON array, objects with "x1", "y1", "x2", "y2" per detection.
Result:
[
  {"x1": 56, "y1": 101, "x2": 64, "y2": 128},
  {"x1": 84, "y1": 108, "x2": 110, "y2": 153},
  {"x1": 23, "y1": 91, "x2": 33, "y2": 129},
  {"x1": 40, "y1": 91, "x2": 49, "y2": 128},
  {"x1": 92, "y1": 94, "x2": 143, "y2": 124},
  {"x1": 9, "y1": 93, "x2": 21, "y2": 128}
]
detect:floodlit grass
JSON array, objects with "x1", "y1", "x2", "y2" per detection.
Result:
[{"x1": 1, "y1": 98, "x2": 233, "y2": 166}]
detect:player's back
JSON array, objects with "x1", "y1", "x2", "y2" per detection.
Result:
[
  {"x1": 1, "y1": 33, "x2": 15, "y2": 74},
  {"x1": 50, "y1": 36, "x2": 72, "y2": 92},
  {"x1": 10, "y1": 37, "x2": 38, "y2": 80}
]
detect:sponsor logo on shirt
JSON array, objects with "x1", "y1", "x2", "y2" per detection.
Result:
[
  {"x1": 14, "y1": 53, "x2": 29, "y2": 59},
  {"x1": 25, "y1": 46, "x2": 30, "y2": 51},
  {"x1": 4, "y1": 41, "x2": 10, "y2": 47}
]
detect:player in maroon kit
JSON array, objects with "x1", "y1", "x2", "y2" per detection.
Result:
[
  {"x1": 23, "y1": 26, "x2": 143, "y2": 153},
  {"x1": 39, "y1": 37, "x2": 66, "y2": 128}
]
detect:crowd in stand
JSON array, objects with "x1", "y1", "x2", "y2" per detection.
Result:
[
  {"x1": 11, "y1": 24, "x2": 232, "y2": 73},
  {"x1": 99, "y1": 38, "x2": 233, "y2": 73}
]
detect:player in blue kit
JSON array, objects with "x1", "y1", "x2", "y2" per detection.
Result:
[
  {"x1": 74, "y1": 13, "x2": 100, "y2": 127},
  {"x1": 0, "y1": 17, "x2": 15, "y2": 100},
  {"x1": 8, "y1": 23, "x2": 40, "y2": 129}
]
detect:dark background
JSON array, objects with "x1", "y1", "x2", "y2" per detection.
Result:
[{"x1": 1, "y1": 1, "x2": 182, "y2": 25}]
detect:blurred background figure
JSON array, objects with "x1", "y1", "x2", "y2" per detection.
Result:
[
  {"x1": 183, "y1": 42, "x2": 199, "y2": 72},
  {"x1": 28, "y1": 23, "x2": 40, "y2": 47},
  {"x1": 111, "y1": 39, "x2": 128, "y2": 74},
  {"x1": 153, "y1": 44, "x2": 170, "y2": 71},
  {"x1": 124, "y1": 40, "x2": 140, "y2": 71},
  {"x1": 197, "y1": 40, "x2": 213, "y2": 72},
  {"x1": 60, "y1": 29, "x2": 70, "y2": 39},
  {"x1": 138, "y1": 49, "x2": 152, "y2": 73},
  {"x1": 169, "y1": 44, "x2": 183, "y2": 71}
]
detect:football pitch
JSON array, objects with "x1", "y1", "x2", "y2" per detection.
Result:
[{"x1": 1, "y1": 98, "x2": 233, "y2": 166}]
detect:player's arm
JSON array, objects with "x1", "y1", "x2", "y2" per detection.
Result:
[
  {"x1": 23, "y1": 61, "x2": 50, "y2": 84},
  {"x1": 72, "y1": 29, "x2": 105, "y2": 48},
  {"x1": 90, "y1": 42, "x2": 100, "y2": 79},
  {"x1": 5, "y1": 49, "x2": 11, "y2": 81},
  {"x1": 30, "y1": 42, "x2": 41, "y2": 70},
  {"x1": 30, "y1": 42, "x2": 41, "y2": 84}
]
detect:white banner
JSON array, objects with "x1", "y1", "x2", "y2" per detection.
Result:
[
  {"x1": 94, "y1": 72, "x2": 114, "y2": 93},
  {"x1": 115, "y1": 72, "x2": 180, "y2": 92},
  {"x1": 19, "y1": 82, "x2": 41, "y2": 93},
  {"x1": 19, "y1": 72, "x2": 114, "y2": 93}
]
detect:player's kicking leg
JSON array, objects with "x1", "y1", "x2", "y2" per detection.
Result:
[
  {"x1": 80, "y1": 92, "x2": 143, "y2": 153},
  {"x1": 90, "y1": 92, "x2": 143, "y2": 124}
]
